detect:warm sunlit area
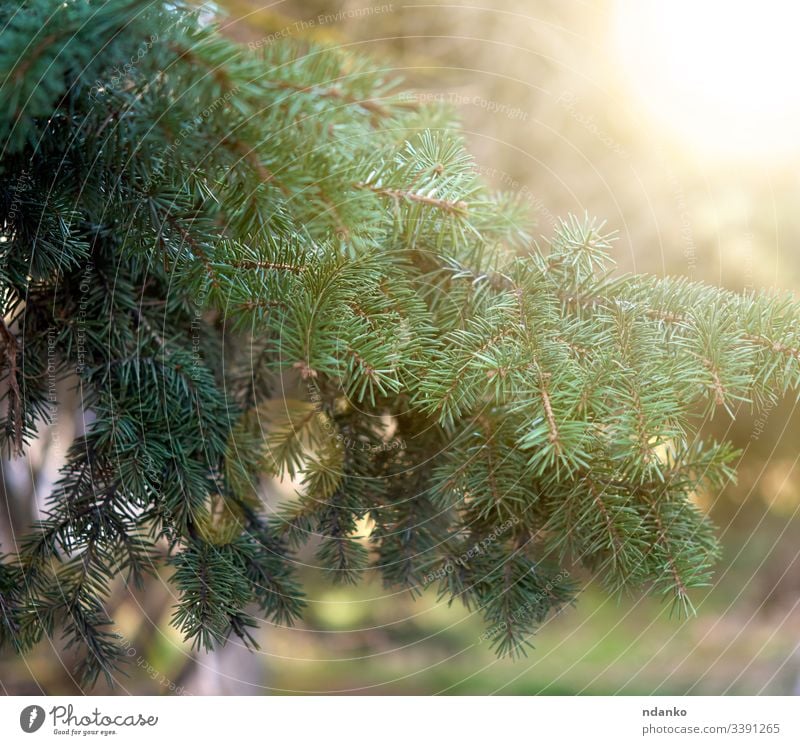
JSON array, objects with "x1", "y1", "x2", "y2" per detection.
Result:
[
  {"x1": 2, "y1": 0, "x2": 800, "y2": 698},
  {"x1": 614, "y1": 0, "x2": 800, "y2": 161}
]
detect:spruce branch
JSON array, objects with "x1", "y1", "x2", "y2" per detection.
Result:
[{"x1": 1, "y1": 0, "x2": 798, "y2": 681}]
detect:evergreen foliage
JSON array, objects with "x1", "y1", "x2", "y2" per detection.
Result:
[{"x1": 1, "y1": 0, "x2": 799, "y2": 685}]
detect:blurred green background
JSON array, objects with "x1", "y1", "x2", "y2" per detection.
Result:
[{"x1": 3, "y1": 0, "x2": 800, "y2": 694}]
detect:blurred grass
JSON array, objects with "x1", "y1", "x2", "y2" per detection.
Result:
[
  {"x1": 259, "y1": 511, "x2": 800, "y2": 694},
  {"x1": 5, "y1": 508, "x2": 797, "y2": 694}
]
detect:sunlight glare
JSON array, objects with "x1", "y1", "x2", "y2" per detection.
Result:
[{"x1": 613, "y1": 0, "x2": 800, "y2": 160}]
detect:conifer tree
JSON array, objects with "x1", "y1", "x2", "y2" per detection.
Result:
[{"x1": 2, "y1": 0, "x2": 799, "y2": 686}]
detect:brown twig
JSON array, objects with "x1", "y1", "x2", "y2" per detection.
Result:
[
  {"x1": 227, "y1": 259, "x2": 305, "y2": 274},
  {"x1": 356, "y1": 182, "x2": 469, "y2": 215},
  {"x1": 537, "y1": 369, "x2": 561, "y2": 450}
]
